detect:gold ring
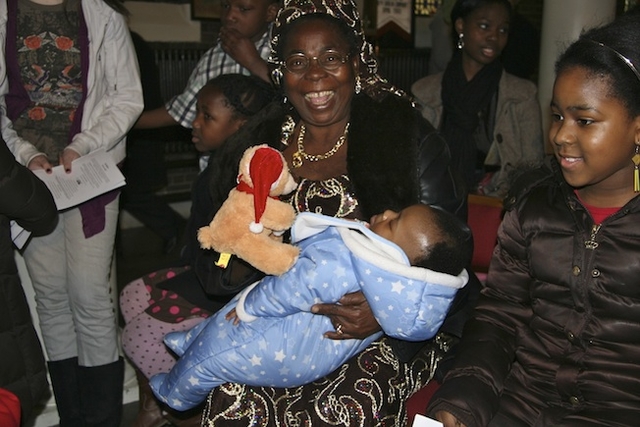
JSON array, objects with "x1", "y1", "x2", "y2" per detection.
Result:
[{"x1": 336, "y1": 324, "x2": 344, "y2": 334}]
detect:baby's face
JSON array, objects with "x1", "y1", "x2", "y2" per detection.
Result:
[{"x1": 369, "y1": 204, "x2": 438, "y2": 263}]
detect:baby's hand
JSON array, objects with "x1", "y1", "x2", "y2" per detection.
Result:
[{"x1": 225, "y1": 308, "x2": 240, "y2": 325}]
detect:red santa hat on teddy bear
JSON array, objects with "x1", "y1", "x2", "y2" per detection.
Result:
[{"x1": 236, "y1": 146, "x2": 288, "y2": 234}]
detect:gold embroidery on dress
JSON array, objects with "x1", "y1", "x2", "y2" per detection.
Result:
[
  {"x1": 290, "y1": 176, "x2": 359, "y2": 219},
  {"x1": 203, "y1": 334, "x2": 454, "y2": 426}
]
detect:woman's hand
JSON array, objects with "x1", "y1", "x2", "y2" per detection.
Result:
[
  {"x1": 435, "y1": 411, "x2": 467, "y2": 427},
  {"x1": 28, "y1": 155, "x2": 52, "y2": 173},
  {"x1": 60, "y1": 148, "x2": 80, "y2": 173},
  {"x1": 311, "y1": 291, "x2": 382, "y2": 340}
]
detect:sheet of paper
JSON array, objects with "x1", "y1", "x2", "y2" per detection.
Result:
[
  {"x1": 412, "y1": 414, "x2": 444, "y2": 427},
  {"x1": 10, "y1": 220, "x2": 31, "y2": 250},
  {"x1": 32, "y1": 148, "x2": 125, "y2": 211}
]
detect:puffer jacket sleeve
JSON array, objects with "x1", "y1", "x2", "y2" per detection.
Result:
[
  {"x1": 427, "y1": 201, "x2": 534, "y2": 426},
  {"x1": 0, "y1": 140, "x2": 57, "y2": 235}
]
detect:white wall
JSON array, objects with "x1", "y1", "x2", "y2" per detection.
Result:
[
  {"x1": 126, "y1": 0, "x2": 369, "y2": 43},
  {"x1": 127, "y1": 1, "x2": 201, "y2": 42},
  {"x1": 537, "y1": 0, "x2": 617, "y2": 143}
]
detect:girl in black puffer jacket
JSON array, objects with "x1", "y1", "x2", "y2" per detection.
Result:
[{"x1": 429, "y1": 11, "x2": 640, "y2": 427}]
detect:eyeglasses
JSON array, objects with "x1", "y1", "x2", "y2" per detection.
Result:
[{"x1": 282, "y1": 51, "x2": 351, "y2": 74}]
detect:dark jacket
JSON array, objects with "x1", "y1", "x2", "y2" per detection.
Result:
[
  {"x1": 346, "y1": 93, "x2": 467, "y2": 220},
  {"x1": 0, "y1": 141, "x2": 57, "y2": 419},
  {"x1": 428, "y1": 156, "x2": 640, "y2": 426},
  {"x1": 344, "y1": 93, "x2": 474, "y2": 363}
]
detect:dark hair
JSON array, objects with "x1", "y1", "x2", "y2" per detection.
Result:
[
  {"x1": 450, "y1": 0, "x2": 512, "y2": 40},
  {"x1": 274, "y1": 13, "x2": 360, "y2": 62},
  {"x1": 555, "y1": 13, "x2": 640, "y2": 118},
  {"x1": 200, "y1": 74, "x2": 276, "y2": 121},
  {"x1": 203, "y1": 76, "x2": 280, "y2": 214},
  {"x1": 414, "y1": 207, "x2": 473, "y2": 276}
]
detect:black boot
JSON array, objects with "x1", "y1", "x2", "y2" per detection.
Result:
[
  {"x1": 77, "y1": 357, "x2": 124, "y2": 427},
  {"x1": 47, "y1": 357, "x2": 84, "y2": 427}
]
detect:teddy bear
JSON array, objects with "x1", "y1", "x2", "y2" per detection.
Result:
[{"x1": 197, "y1": 144, "x2": 300, "y2": 276}]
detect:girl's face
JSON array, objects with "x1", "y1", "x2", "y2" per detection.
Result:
[
  {"x1": 191, "y1": 85, "x2": 246, "y2": 152},
  {"x1": 281, "y1": 19, "x2": 358, "y2": 128},
  {"x1": 455, "y1": 3, "x2": 510, "y2": 78},
  {"x1": 550, "y1": 66, "x2": 640, "y2": 205}
]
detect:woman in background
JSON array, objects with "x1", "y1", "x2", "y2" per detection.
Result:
[
  {"x1": 0, "y1": 0, "x2": 143, "y2": 425},
  {"x1": 120, "y1": 74, "x2": 277, "y2": 427},
  {"x1": 412, "y1": 0, "x2": 543, "y2": 197}
]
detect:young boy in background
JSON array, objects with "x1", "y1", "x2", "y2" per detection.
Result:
[{"x1": 135, "y1": 0, "x2": 280, "y2": 131}]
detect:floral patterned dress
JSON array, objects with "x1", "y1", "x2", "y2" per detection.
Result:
[{"x1": 13, "y1": 0, "x2": 82, "y2": 164}]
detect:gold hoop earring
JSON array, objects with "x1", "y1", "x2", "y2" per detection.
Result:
[
  {"x1": 457, "y1": 33, "x2": 464, "y2": 49},
  {"x1": 633, "y1": 144, "x2": 640, "y2": 193}
]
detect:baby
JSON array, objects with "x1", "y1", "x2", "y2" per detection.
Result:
[{"x1": 150, "y1": 204, "x2": 472, "y2": 410}]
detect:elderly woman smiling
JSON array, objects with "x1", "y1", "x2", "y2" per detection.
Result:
[{"x1": 200, "y1": 0, "x2": 480, "y2": 425}]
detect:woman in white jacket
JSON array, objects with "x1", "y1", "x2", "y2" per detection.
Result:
[{"x1": 0, "y1": 0, "x2": 143, "y2": 425}]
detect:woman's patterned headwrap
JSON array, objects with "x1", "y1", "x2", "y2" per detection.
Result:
[{"x1": 269, "y1": 0, "x2": 405, "y2": 101}]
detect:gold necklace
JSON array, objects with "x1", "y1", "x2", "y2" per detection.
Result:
[{"x1": 291, "y1": 122, "x2": 350, "y2": 169}]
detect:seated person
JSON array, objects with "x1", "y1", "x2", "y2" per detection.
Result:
[
  {"x1": 429, "y1": 11, "x2": 640, "y2": 427},
  {"x1": 119, "y1": 73, "x2": 276, "y2": 426},
  {"x1": 411, "y1": 0, "x2": 544, "y2": 198},
  {"x1": 150, "y1": 204, "x2": 472, "y2": 410}
]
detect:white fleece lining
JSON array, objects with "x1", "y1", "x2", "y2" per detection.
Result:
[
  {"x1": 292, "y1": 212, "x2": 468, "y2": 289},
  {"x1": 338, "y1": 227, "x2": 469, "y2": 289},
  {"x1": 234, "y1": 281, "x2": 261, "y2": 323},
  {"x1": 236, "y1": 213, "x2": 468, "y2": 325}
]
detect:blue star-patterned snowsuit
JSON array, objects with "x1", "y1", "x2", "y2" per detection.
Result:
[{"x1": 149, "y1": 213, "x2": 469, "y2": 410}]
